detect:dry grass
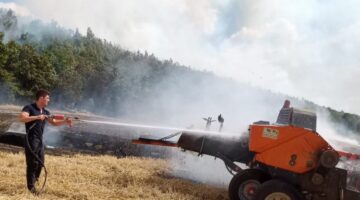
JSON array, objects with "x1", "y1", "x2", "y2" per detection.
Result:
[{"x1": 0, "y1": 150, "x2": 228, "y2": 200}]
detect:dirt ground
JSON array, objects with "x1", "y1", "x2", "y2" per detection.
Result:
[{"x1": 0, "y1": 146, "x2": 228, "y2": 200}]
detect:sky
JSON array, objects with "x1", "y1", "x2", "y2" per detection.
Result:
[{"x1": 1, "y1": 0, "x2": 360, "y2": 114}]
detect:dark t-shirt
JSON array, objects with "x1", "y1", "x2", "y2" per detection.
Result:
[{"x1": 22, "y1": 103, "x2": 50, "y2": 139}]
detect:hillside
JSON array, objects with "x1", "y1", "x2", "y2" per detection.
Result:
[
  {"x1": 1, "y1": 9, "x2": 360, "y2": 136},
  {"x1": 0, "y1": 147, "x2": 228, "y2": 200}
]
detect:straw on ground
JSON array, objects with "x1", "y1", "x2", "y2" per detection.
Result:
[{"x1": 0, "y1": 150, "x2": 228, "y2": 200}]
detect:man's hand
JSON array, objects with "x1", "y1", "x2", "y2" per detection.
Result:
[
  {"x1": 48, "y1": 117, "x2": 73, "y2": 127},
  {"x1": 38, "y1": 115, "x2": 47, "y2": 121},
  {"x1": 19, "y1": 112, "x2": 46, "y2": 123}
]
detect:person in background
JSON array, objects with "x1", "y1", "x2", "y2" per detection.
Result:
[{"x1": 218, "y1": 114, "x2": 224, "y2": 132}]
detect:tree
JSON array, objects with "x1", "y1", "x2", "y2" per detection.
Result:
[
  {"x1": 4, "y1": 42, "x2": 56, "y2": 98},
  {"x1": 86, "y1": 27, "x2": 95, "y2": 39}
]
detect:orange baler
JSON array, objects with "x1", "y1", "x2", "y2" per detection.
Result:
[{"x1": 133, "y1": 101, "x2": 360, "y2": 200}]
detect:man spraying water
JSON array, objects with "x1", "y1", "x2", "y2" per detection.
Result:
[{"x1": 19, "y1": 89, "x2": 73, "y2": 194}]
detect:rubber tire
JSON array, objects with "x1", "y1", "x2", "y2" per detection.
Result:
[
  {"x1": 254, "y1": 180, "x2": 304, "y2": 200},
  {"x1": 229, "y1": 169, "x2": 270, "y2": 200},
  {"x1": 320, "y1": 150, "x2": 339, "y2": 168}
]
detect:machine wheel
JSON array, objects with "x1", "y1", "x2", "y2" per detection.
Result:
[
  {"x1": 229, "y1": 169, "x2": 269, "y2": 200},
  {"x1": 254, "y1": 180, "x2": 304, "y2": 200},
  {"x1": 319, "y1": 150, "x2": 339, "y2": 168}
]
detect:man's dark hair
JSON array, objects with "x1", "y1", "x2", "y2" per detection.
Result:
[{"x1": 36, "y1": 89, "x2": 50, "y2": 100}]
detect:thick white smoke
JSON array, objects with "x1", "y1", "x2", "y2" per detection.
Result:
[{"x1": 3, "y1": 0, "x2": 360, "y2": 114}]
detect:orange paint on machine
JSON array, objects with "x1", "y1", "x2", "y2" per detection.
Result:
[{"x1": 249, "y1": 124, "x2": 332, "y2": 173}]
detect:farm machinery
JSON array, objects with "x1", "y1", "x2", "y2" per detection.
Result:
[{"x1": 133, "y1": 101, "x2": 360, "y2": 200}]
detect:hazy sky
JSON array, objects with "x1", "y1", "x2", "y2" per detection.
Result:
[{"x1": 1, "y1": 0, "x2": 360, "y2": 114}]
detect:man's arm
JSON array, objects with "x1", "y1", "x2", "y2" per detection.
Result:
[
  {"x1": 47, "y1": 118, "x2": 73, "y2": 127},
  {"x1": 19, "y1": 112, "x2": 46, "y2": 123}
]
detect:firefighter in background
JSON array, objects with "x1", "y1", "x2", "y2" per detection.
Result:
[
  {"x1": 203, "y1": 117, "x2": 216, "y2": 130},
  {"x1": 218, "y1": 114, "x2": 224, "y2": 132},
  {"x1": 19, "y1": 90, "x2": 73, "y2": 194}
]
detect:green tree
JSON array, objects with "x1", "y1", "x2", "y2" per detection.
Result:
[{"x1": 4, "y1": 42, "x2": 56, "y2": 98}]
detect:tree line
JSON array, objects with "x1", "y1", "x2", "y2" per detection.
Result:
[
  {"x1": 0, "y1": 9, "x2": 196, "y2": 116},
  {"x1": 0, "y1": 9, "x2": 360, "y2": 135}
]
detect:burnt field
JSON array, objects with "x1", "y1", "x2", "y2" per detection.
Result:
[{"x1": 0, "y1": 105, "x2": 174, "y2": 158}]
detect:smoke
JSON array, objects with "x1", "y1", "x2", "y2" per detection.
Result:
[
  {"x1": 119, "y1": 69, "x2": 280, "y2": 186},
  {"x1": 316, "y1": 108, "x2": 360, "y2": 148},
  {"x1": 6, "y1": 121, "x2": 25, "y2": 133},
  {"x1": 3, "y1": 0, "x2": 360, "y2": 114},
  {"x1": 169, "y1": 151, "x2": 234, "y2": 187},
  {"x1": 0, "y1": 83, "x2": 15, "y2": 103},
  {"x1": 0, "y1": 2, "x2": 30, "y2": 17}
]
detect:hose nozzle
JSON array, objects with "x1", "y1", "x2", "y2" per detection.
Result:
[{"x1": 47, "y1": 114, "x2": 80, "y2": 121}]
